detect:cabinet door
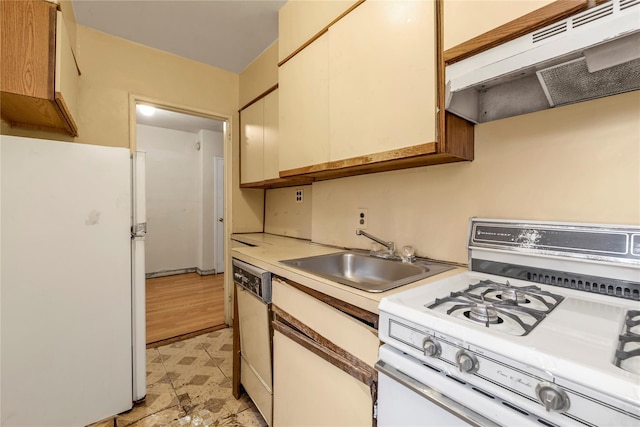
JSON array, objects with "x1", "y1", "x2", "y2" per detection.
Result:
[
  {"x1": 240, "y1": 99, "x2": 264, "y2": 184},
  {"x1": 443, "y1": 0, "x2": 555, "y2": 50},
  {"x1": 329, "y1": 0, "x2": 437, "y2": 161},
  {"x1": 278, "y1": 33, "x2": 330, "y2": 173},
  {"x1": 273, "y1": 329, "x2": 373, "y2": 427},
  {"x1": 0, "y1": 1, "x2": 79, "y2": 136},
  {"x1": 278, "y1": 0, "x2": 359, "y2": 62},
  {"x1": 236, "y1": 286, "x2": 272, "y2": 425},
  {"x1": 272, "y1": 277, "x2": 379, "y2": 366},
  {"x1": 263, "y1": 89, "x2": 279, "y2": 181}
]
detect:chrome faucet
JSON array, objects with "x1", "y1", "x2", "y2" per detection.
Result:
[{"x1": 356, "y1": 229, "x2": 395, "y2": 255}]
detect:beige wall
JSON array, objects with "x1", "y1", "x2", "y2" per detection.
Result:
[
  {"x1": 265, "y1": 186, "x2": 313, "y2": 239},
  {"x1": 311, "y1": 91, "x2": 640, "y2": 264},
  {"x1": 239, "y1": 41, "x2": 279, "y2": 107},
  {"x1": 75, "y1": 26, "x2": 238, "y2": 149},
  {"x1": 236, "y1": 40, "x2": 283, "y2": 233}
]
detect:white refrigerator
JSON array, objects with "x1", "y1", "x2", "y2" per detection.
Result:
[{"x1": 0, "y1": 135, "x2": 147, "y2": 426}]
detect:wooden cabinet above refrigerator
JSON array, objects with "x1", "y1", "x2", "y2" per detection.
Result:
[{"x1": 1, "y1": 0, "x2": 80, "y2": 136}]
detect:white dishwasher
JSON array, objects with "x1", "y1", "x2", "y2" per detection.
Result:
[{"x1": 232, "y1": 258, "x2": 273, "y2": 426}]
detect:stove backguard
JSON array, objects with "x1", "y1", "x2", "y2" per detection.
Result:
[{"x1": 467, "y1": 219, "x2": 640, "y2": 301}]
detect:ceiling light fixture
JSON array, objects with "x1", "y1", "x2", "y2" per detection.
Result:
[{"x1": 137, "y1": 105, "x2": 156, "y2": 117}]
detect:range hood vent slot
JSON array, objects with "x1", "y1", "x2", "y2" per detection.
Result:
[
  {"x1": 572, "y1": 3, "x2": 613, "y2": 28},
  {"x1": 621, "y1": 0, "x2": 640, "y2": 11},
  {"x1": 532, "y1": 22, "x2": 567, "y2": 43}
]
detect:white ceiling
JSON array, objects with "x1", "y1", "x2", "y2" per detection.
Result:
[{"x1": 71, "y1": 0, "x2": 286, "y2": 74}]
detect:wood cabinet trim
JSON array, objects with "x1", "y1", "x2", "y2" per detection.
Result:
[
  {"x1": 273, "y1": 276, "x2": 379, "y2": 329},
  {"x1": 280, "y1": 142, "x2": 438, "y2": 178},
  {"x1": 239, "y1": 83, "x2": 278, "y2": 113},
  {"x1": 277, "y1": 0, "x2": 366, "y2": 67},
  {"x1": 443, "y1": 0, "x2": 589, "y2": 65},
  {"x1": 239, "y1": 175, "x2": 314, "y2": 189},
  {"x1": 54, "y1": 91, "x2": 78, "y2": 136},
  {"x1": 232, "y1": 284, "x2": 242, "y2": 399}
]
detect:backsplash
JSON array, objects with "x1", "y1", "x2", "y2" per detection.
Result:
[
  {"x1": 265, "y1": 186, "x2": 313, "y2": 239},
  {"x1": 309, "y1": 91, "x2": 640, "y2": 264}
]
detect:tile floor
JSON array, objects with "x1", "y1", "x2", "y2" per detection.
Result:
[{"x1": 93, "y1": 328, "x2": 267, "y2": 427}]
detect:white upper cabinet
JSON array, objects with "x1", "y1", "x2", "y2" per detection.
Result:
[
  {"x1": 276, "y1": 0, "x2": 475, "y2": 182},
  {"x1": 263, "y1": 89, "x2": 280, "y2": 181},
  {"x1": 278, "y1": 34, "x2": 330, "y2": 172},
  {"x1": 278, "y1": 0, "x2": 360, "y2": 62},
  {"x1": 328, "y1": 0, "x2": 436, "y2": 161},
  {"x1": 240, "y1": 99, "x2": 264, "y2": 184},
  {"x1": 240, "y1": 89, "x2": 280, "y2": 185}
]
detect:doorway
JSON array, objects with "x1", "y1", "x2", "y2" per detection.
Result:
[{"x1": 133, "y1": 100, "x2": 229, "y2": 345}]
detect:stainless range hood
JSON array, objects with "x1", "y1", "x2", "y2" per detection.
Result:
[{"x1": 445, "y1": 0, "x2": 640, "y2": 124}]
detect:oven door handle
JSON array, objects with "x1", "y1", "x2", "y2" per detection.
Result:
[{"x1": 375, "y1": 360, "x2": 501, "y2": 427}]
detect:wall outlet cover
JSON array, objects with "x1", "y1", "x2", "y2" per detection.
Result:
[
  {"x1": 357, "y1": 208, "x2": 367, "y2": 229},
  {"x1": 295, "y1": 189, "x2": 304, "y2": 203}
]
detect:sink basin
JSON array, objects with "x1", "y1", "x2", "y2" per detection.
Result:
[{"x1": 280, "y1": 252, "x2": 454, "y2": 293}]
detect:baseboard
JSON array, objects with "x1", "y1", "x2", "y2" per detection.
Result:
[
  {"x1": 146, "y1": 324, "x2": 228, "y2": 348},
  {"x1": 146, "y1": 267, "x2": 218, "y2": 279},
  {"x1": 196, "y1": 268, "x2": 217, "y2": 276}
]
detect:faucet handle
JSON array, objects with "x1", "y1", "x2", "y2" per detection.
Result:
[{"x1": 401, "y1": 245, "x2": 416, "y2": 263}]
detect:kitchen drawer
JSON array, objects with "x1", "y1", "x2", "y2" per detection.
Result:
[{"x1": 272, "y1": 276, "x2": 379, "y2": 367}]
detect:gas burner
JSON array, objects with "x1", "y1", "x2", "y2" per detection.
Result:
[
  {"x1": 427, "y1": 280, "x2": 565, "y2": 336},
  {"x1": 497, "y1": 287, "x2": 528, "y2": 304},
  {"x1": 465, "y1": 303, "x2": 503, "y2": 324},
  {"x1": 472, "y1": 280, "x2": 563, "y2": 312},
  {"x1": 615, "y1": 310, "x2": 640, "y2": 375}
]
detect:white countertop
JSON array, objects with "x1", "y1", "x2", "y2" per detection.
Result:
[{"x1": 231, "y1": 233, "x2": 466, "y2": 314}]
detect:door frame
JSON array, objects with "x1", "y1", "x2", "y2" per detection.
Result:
[{"x1": 128, "y1": 94, "x2": 234, "y2": 325}]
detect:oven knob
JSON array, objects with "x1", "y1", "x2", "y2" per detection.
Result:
[
  {"x1": 536, "y1": 382, "x2": 570, "y2": 413},
  {"x1": 422, "y1": 337, "x2": 441, "y2": 357},
  {"x1": 455, "y1": 350, "x2": 478, "y2": 373}
]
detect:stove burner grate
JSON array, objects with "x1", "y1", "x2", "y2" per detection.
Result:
[
  {"x1": 427, "y1": 280, "x2": 564, "y2": 336},
  {"x1": 615, "y1": 310, "x2": 640, "y2": 371}
]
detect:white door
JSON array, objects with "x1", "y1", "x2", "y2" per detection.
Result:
[
  {"x1": 214, "y1": 156, "x2": 224, "y2": 273},
  {"x1": 1, "y1": 136, "x2": 133, "y2": 426},
  {"x1": 131, "y1": 151, "x2": 147, "y2": 402}
]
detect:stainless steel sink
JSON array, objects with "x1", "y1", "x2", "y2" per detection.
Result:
[{"x1": 280, "y1": 252, "x2": 454, "y2": 293}]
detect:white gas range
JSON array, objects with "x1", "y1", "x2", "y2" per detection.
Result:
[{"x1": 376, "y1": 218, "x2": 640, "y2": 427}]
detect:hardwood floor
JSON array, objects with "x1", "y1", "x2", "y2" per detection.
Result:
[{"x1": 146, "y1": 273, "x2": 226, "y2": 345}]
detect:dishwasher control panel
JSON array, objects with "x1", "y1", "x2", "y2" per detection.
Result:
[{"x1": 232, "y1": 258, "x2": 272, "y2": 303}]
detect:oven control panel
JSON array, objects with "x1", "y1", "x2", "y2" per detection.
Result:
[{"x1": 380, "y1": 312, "x2": 640, "y2": 427}]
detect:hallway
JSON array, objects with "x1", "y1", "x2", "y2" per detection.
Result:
[{"x1": 146, "y1": 273, "x2": 226, "y2": 345}]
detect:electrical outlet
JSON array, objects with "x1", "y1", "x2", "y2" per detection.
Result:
[
  {"x1": 295, "y1": 189, "x2": 304, "y2": 203},
  {"x1": 357, "y1": 208, "x2": 367, "y2": 229}
]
